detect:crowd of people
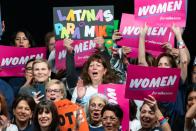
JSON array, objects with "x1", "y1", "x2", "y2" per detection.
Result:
[{"x1": 0, "y1": 5, "x2": 196, "y2": 131}]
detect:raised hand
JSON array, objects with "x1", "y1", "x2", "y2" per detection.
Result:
[
  {"x1": 112, "y1": 30, "x2": 122, "y2": 41},
  {"x1": 76, "y1": 79, "x2": 86, "y2": 99},
  {"x1": 64, "y1": 38, "x2": 74, "y2": 53}
]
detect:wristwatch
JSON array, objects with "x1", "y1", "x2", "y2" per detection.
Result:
[{"x1": 177, "y1": 41, "x2": 185, "y2": 49}]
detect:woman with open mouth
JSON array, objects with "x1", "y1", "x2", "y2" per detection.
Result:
[
  {"x1": 71, "y1": 53, "x2": 119, "y2": 107},
  {"x1": 139, "y1": 95, "x2": 171, "y2": 131},
  {"x1": 87, "y1": 93, "x2": 108, "y2": 131}
]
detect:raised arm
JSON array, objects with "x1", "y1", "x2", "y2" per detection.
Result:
[
  {"x1": 144, "y1": 95, "x2": 171, "y2": 131},
  {"x1": 138, "y1": 23, "x2": 148, "y2": 66},
  {"x1": 171, "y1": 24, "x2": 190, "y2": 83}
]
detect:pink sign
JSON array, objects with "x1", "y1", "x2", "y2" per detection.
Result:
[
  {"x1": 0, "y1": 45, "x2": 46, "y2": 76},
  {"x1": 117, "y1": 13, "x2": 174, "y2": 57},
  {"x1": 135, "y1": 0, "x2": 187, "y2": 27},
  {"x1": 125, "y1": 64, "x2": 181, "y2": 102},
  {"x1": 98, "y1": 84, "x2": 129, "y2": 131},
  {"x1": 55, "y1": 40, "x2": 98, "y2": 70}
]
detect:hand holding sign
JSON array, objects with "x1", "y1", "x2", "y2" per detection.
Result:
[
  {"x1": 64, "y1": 38, "x2": 74, "y2": 53},
  {"x1": 122, "y1": 46, "x2": 132, "y2": 55},
  {"x1": 112, "y1": 30, "x2": 122, "y2": 41},
  {"x1": 94, "y1": 37, "x2": 105, "y2": 50}
]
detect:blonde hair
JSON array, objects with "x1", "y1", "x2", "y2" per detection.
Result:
[
  {"x1": 45, "y1": 79, "x2": 67, "y2": 98},
  {"x1": 33, "y1": 59, "x2": 51, "y2": 70}
]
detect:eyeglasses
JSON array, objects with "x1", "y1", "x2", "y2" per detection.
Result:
[
  {"x1": 46, "y1": 89, "x2": 61, "y2": 93},
  {"x1": 25, "y1": 67, "x2": 32, "y2": 71},
  {"x1": 89, "y1": 103, "x2": 104, "y2": 110},
  {"x1": 102, "y1": 116, "x2": 118, "y2": 121}
]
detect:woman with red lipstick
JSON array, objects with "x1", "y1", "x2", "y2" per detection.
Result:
[
  {"x1": 71, "y1": 54, "x2": 119, "y2": 107},
  {"x1": 33, "y1": 100, "x2": 59, "y2": 131},
  {"x1": 87, "y1": 94, "x2": 108, "y2": 131}
]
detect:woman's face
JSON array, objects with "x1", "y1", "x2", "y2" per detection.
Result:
[
  {"x1": 158, "y1": 56, "x2": 171, "y2": 68},
  {"x1": 38, "y1": 108, "x2": 52, "y2": 128},
  {"x1": 140, "y1": 104, "x2": 157, "y2": 129},
  {"x1": 13, "y1": 100, "x2": 32, "y2": 123},
  {"x1": 33, "y1": 62, "x2": 51, "y2": 82},
  {"x1": 48, "y1": 36, "x2": 55, "y2": 52},
  {"x1": 15, "y1": 32, "x2": 30, "y2": 48},
  {"x1": 25, "y1": 61, "x2": 34, "y2": 80},
  {"x1": 89, "y1": 97, "x2": 105, "y2": 124},
  {"x1": 192, "y1": 66, "x2": 196, "y2": 84},
  {"x1": 46, "y1": 84, "x2": 63, "y2": 102},
  {"x1": 88, "y1": 61, "x2": 107, "y2": 84},
  {"x1": 187, "y1": 91, "x2": 196, "y2": 110},
  {"x1": 102, "y1": 110, "x2": 120, "y2": 131}
]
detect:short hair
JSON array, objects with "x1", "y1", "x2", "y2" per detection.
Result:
[
  {"x1": 32, "y1": 59, "x2": 51, "y2": 70},
  {"x1": 101, "y1": 103, "x2": 123, "y2": 122},
  {"x1": 33, "y1": 100, "x2": 59, "y2": 131},
  {"x1": 12, "y1": 94, "x2": 36, "y2": 113},
  {"x1": 45, "y1": 79, "x2": 67, "y2": 99},
  {"x1": 86, "y1": 93, "x2": 108, "y2": 117}
]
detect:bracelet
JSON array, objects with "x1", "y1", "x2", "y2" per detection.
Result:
[
  {"x1": 177, "y1": 41, "x2": 185, "y2": 49},
  {"x1": 160, "y1": 118, "x2": 168, "y2": 126},
  {"x1": 158, "y1": 116, "x2": 164, "y2": 122}
]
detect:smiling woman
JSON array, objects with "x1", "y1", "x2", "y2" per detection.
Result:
[
  {"x1": 19, "y1": 59, "x2": 52, "y2": 103},
  {"x1": 12, "y1": 94, "x2": 36, "y2": 131},
  {"x1": 33, "y1": 100, "x2": 59, "y2": 131}
]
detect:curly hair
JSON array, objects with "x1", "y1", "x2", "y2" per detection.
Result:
[{"x1": 81, "y1": 53, "x2": 119, "y2": 86}]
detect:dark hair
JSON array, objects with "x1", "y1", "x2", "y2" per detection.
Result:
[
  {"x1": 33, "y1": 100, "x2": 59, "y2": 131},
  {"x1": 156, "y1": 53, "x2": 177, "y2": 68},
  {"x1": 146, "y1": 52, "x2": 156, "y2": 66},
  {"x1": 81, "y1": 53, "x2": 119, "y2": 86},
  {"x1": 45, "y1": 32, "x2": 55, "y2": 47},
  {"x1": 0, "y1": 92, "x2": 9, "y2": 117},
  {"x1": 129, "y1": 100, "x2": 137, "y2": 121},
  {"x1": 101, "y1": 103, "x2": 123, "y2": 122},
  {"x1": 25, "y1": 58, "x2": 36, "y2": 68},
  {"x1": 128, "y1": 52, "x2": 155, "y2": 66},
  {"x1": 12, "y1": 94, "x2": 36, "y2": 113},
  {"x1": 185, "y1": 84, "x2": 196, "y2": 105},
  {"x1": 10, "y1": 29, "x2": 35, "y2": 47}
]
